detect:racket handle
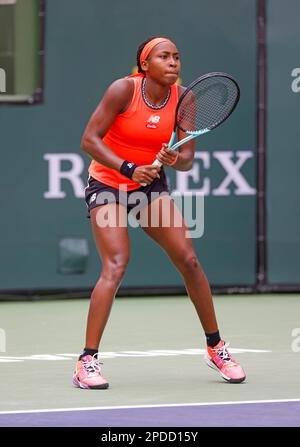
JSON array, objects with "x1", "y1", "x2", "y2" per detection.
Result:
[
  {"x1": 139, "y1": 158, "x2": 162, "y2": 186},
  {"x1": 152, "y1": 158, "x2": 162, "y2": 167}
]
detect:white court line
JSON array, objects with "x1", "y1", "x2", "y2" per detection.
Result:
[
  {"x1": 0, "y1": 347, "x2": 271, "y2": 362},
  {"x1": 0, "y1": 398, "x2": 300, "y2": 415}
]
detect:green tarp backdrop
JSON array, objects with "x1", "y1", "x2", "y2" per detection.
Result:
[{"x1": 0, "y1": 0, "x2": 298, "y2": 293}]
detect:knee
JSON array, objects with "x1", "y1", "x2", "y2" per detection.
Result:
[
  {"x1": 177, "y1": 252, "x2": 201, "y2": 274},
  {"x1": 103, "y1": 254, "x2": 130, "y2": 283}
]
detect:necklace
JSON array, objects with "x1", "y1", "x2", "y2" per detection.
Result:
[{"x1": 141, "y1": 77, "x2": 170, "y2": 110}]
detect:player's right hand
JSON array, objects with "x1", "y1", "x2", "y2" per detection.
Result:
[{"x1": 132, "y1": 165, "x2": 161, "y2": 185}]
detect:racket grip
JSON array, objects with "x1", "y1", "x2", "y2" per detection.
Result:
[
  {"x1": 152, "y1": 158, "x2": 162, "y2": 167},
  {"x1": 140, "y1": 158, "x2": 162, "y2": 186}
]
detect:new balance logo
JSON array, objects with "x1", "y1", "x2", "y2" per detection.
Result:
[
  {"x1": 146, "y1": 115, "x2": 161, "y2": 129},
  {"x1": 89, "y1": 193, "x2": 97, "y2": 204}
]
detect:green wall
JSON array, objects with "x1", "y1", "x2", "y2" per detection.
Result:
[{"x1": 0, "y1": 0, "x2": 257, "y2": 292}]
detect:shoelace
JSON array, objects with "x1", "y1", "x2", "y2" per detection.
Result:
[
  {"x1": 82, "y1": 354, "x2": 103, "y2": 374},
  {"x1": 213, "y1": 342, "x2": 235, "y2": 365}
]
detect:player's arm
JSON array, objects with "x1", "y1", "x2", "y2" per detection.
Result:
[
  {"x1": 155, "y1": 85, "x2": 195, "y2": 171},
  {"x1": 81, "y1": 79, "x2": 160, "y2": 184},
  {"x1": 81, "y1": 78, "x2": 132, "y2": 170}
]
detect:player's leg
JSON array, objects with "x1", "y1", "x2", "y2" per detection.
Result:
[
  {"x1": 73, "y1": 203, "x2": 129, "y2": 389},
  {"x1": 140, "y1": 194, "x2": 217, "y2": 333},
  {"x1": 140, "y1": 195, "x2": 246, "y2": 383},
  {"x1": 86, "y1": 203, "x2": 130, "y2": 349}
]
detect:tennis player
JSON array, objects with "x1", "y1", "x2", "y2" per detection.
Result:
[{"x1": 72, "y1": 37, "x2": 246, "y2": 389}]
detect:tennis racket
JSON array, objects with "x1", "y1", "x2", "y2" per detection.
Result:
[{"x1": 141, "y1": 72, "x2": 240, "y2": 185}]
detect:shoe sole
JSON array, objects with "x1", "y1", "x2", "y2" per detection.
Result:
[
  {"x1": 72, "y1": 375, "x2": 109, "y2": 390},
  {"x1": 205, "y1": 357, "x2": 246, "y2": 384}
]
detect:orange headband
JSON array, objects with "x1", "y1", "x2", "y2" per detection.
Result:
[
  {"x1": 139, "y1": 38, "x2": 170, "y2": 64},
  {"x1": 127, "y1": 38, "x2": 171, "y2": 78}
]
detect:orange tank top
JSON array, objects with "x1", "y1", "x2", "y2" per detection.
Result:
[{"x1": 88, "y1": 76, "x2": 178, "y2": 191}]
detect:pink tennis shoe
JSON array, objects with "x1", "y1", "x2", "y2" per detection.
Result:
[
  {"x1": 205, "y1": 340, "x2": 246, "y2": 383},
  {"x1": 72, "y1": 354, "x2": 109, "y2": 389}
]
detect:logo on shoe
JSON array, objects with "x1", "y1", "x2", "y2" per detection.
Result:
[
  {"x1": 89, "y1": 193, "x2": 97, "y2": 204},
  {"x1": 146, "y1": 115, "x2": 160, "y2": 129}
]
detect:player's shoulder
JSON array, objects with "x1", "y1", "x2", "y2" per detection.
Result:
[
  {"x1": 106, "y1": 77, "x2": 134, "y2": 95},
  {"x1": 103, "y1": 77, "x2": 134, "y2": 110}
]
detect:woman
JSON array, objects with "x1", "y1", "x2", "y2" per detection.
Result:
[{"x1": 73, "y1": 36, "x2": 246, "y2": 389}]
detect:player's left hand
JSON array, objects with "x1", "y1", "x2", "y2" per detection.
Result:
[{"x1": 156, "y1": 143, "x2": 178, "y2": 166}]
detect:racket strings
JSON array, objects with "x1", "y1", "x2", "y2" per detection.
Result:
[{"x1": 177, "y1": 76, "x2": 239, "y2": 133}]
